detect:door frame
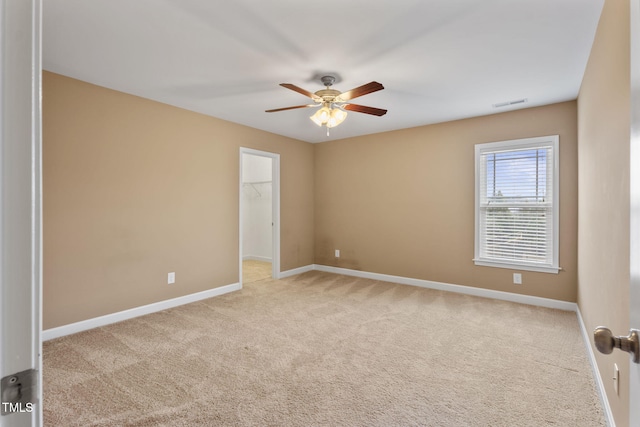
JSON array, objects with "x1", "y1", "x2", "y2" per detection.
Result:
[
  {"x1": 629, "y1": 1, "x2": 640, "y2": 424},
  {"x1": 0, "y1": 0, "x2": 43, "y2": 426},
  {"x1": 239, "y1": 148, "x2": 281, "y2": 284}
]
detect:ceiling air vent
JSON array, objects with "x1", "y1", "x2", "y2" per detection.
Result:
[{"x1": 492, "y1": 98, "x2": 528, "y2": 108}]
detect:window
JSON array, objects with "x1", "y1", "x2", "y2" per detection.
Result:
[{"x1": 474, "y1": 135, "x2": 559, "y2": 273}]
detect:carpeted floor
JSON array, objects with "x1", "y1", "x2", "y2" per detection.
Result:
[
  {"x1": 242, "y1": 260, "x2": 272, "y2": 283},
  {"x1": 43, "y1": 271, "x2": 605, "y2": 426}
]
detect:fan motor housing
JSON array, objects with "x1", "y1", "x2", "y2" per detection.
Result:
[{"x1": 314, "y1": 88, "x2": 341, "y2": 102}]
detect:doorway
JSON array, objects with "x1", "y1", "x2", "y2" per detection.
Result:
[{"x1": 239, "y1": 148, "x2": 280, "y2": 285}]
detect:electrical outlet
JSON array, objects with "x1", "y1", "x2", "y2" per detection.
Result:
[
  {"x1": 168, "y1": 272, "x2": 175, "y2": 285},
  {"x1": 335, "y1": 249, "x2": 340, "y2": 258},
  {"x1": 613, "y1": 363, "x2": 619, "y2": 395},
  {"x1": 513, "y1": 273, "x2": 522, "y2": 285}
]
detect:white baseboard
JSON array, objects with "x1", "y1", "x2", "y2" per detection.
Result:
[
  {"x1": 42, "y1": 264, "x2": 575, "y2": 339},
  {"x1": 42, "y1": 282, "x2": 241, "y2": 341},
  {"x1": 279, "y1": 264, "x2": 314, "y2": 278},
  {"x1": 243, "y1": 255, "x2": 272, "y2": 262},
  {"x1": 313, "y1": 264, "x2": 577, "y2": 311},
  {"x1": 576, "y1": 308, "x2": 615, "y2": 427}
]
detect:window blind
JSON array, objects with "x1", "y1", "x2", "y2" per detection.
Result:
[{"x1": 475, "y1": 136, "x2": 558, "y2": 272}]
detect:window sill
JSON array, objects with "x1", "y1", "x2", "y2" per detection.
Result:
[{"x1": 473, "y1": 259, "x2": 560, "y2": 274}]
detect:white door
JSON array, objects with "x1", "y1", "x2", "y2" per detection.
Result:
[
  {"x1": 629, "y1": 1, "x2": 640, "y2": 425},
  {"x1": 0, "y1": 0, "x2": 43, "y2": 426}
]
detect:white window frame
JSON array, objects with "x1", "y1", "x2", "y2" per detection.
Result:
[{"x1": 474, "y1": 135, "x2": 560, "y2": 274}]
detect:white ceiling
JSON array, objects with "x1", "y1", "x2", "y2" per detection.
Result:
[{"x1": 43, "y1": 0, "x2": 604, "y2": 144}]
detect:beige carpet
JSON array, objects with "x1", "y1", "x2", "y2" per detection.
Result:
[
  {"x1": 43, "y1": 271, "x2": 605, "y2": 426},
  {"x1": 242, "y1": 260, "x2": 272, "y2": 283}
]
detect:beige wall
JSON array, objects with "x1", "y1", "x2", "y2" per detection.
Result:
[
  {"x1": 577, "y1": 0, "x2": 630, "y2": 425},
  {"x1": 43, "y1": 3, "x2": 631, "y2": 421},
  {"x1": 43, "y1": 72, "x2": 314, "y2": 329},
  {"x1": 314, "y1": 101, "x2": 578, "y2": 301}
]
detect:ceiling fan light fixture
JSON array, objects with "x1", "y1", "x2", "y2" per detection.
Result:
[
  {"x1": 310, "y1": 106, "x2": 331, "y2": 126},
  {"x1": 270, "y1": 78, "x2": 385, "y2": 132},
  {"x1": 327, "y1": 108, "x2": 347, "y2": 128}
]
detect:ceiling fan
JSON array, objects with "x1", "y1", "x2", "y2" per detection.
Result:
[{"x1": 265, "y1": 75, "x2": 387, "y2": 131}]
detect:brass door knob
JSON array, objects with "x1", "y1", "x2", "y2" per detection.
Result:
[{"x1": 594, "y1": 327, "x2": 640, "y2": 364}]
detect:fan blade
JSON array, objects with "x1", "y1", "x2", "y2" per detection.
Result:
[
  {"x1": 265, "y1": 104, "x2": 316, "y2": 113},
  {"x1": 343, "y1": 103, "x2": 387, "y2": 116},
  {"x1": 337, "y1": 81, "x2": 384, "y2": 102},
  {"x1": 280, "y1": 83, "x2": 321, "y2": 101}
]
